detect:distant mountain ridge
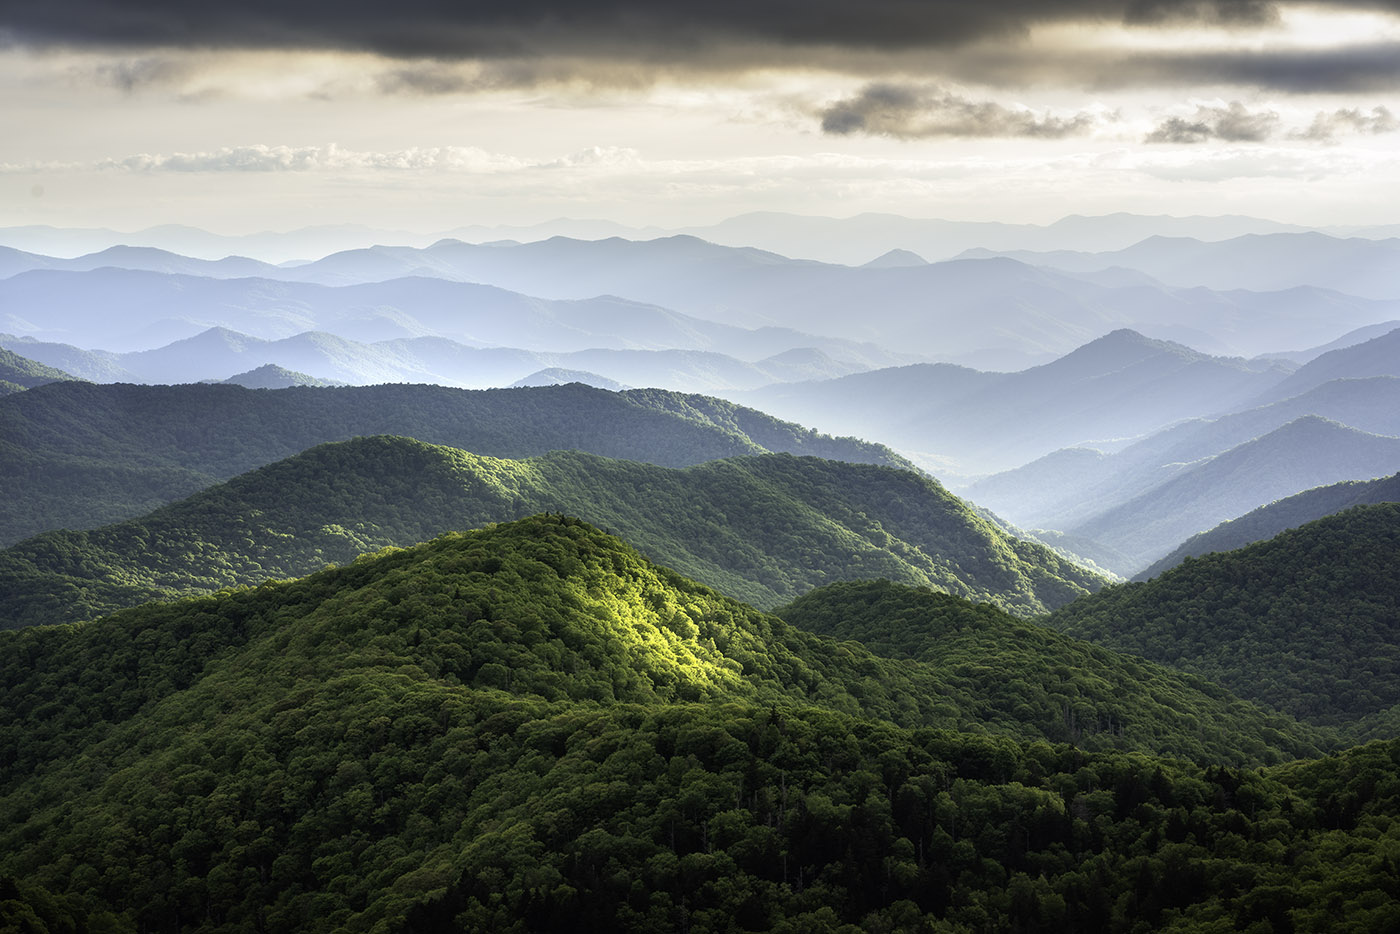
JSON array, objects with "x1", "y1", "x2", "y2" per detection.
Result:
[
  {"x1": 0, "y1": 326, "x2": 883, "y2": 394},
  {"x1": 0, "y1": 380, "x2": 912, "y2": 546},
  {"x1": 1064, "y1": 416, "x2": 1400, "y2": 573},
  {"x1": 962, "y1": 232, "x2": 1400, "y2": 300},
  {"x1": 736, "y1": 329, "x2": 1292, "y2": 475},
  {"x1": 1139, "y1": 471, "x2": 1400, "y2": 579}
]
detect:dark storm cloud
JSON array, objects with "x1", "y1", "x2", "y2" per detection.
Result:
[
  {"x1": 1130, "y1": 42, "x2": 1400, "y2": 92},
  {"x1": 2, "y1": 0, "x2": 1395, "y2": 58},
  {"x1": 1144, "y1": 101, "x2": 1279, "y2": 142},
  {"x1": 820, "y1": 84, "x2": 1104, "y2": 139}
]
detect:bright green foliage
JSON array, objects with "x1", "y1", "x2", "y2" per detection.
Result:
[
  {"x1": 0, "y1": 517, "x2": 1389, "y2": 932},
  {"x1": 0, "y1": 380, "x2": 909, "y2": 545},
  {"x1": 0, "y1": 436, "x2": 1103, "y2": 627},
  {"x1": 1045, "y1": 504, "x2": 1400, "y2": 739}
]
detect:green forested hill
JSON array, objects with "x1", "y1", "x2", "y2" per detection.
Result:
[
  {"x1": 0, "y1": 517, "x2": 1387, "y2": 933},
  {"x1": 0, "y1": 436, "x2": 1102, "y2": 627},
  {"x1": 777, "y1": 578, "x2": 1320, "y2": 758},
  {"x1": 0, "y1": 380, "x2": 910, "y2": 546},
  {"x1": 0, "y1": 346, "x2": 72, "y2": 396},
  {"x1": 1045, "y1": 504, "x2": 1400, "y2": 739}
]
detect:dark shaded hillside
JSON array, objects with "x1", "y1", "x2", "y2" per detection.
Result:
[
  {"x1": 0, "y1": 381, "x2": 909, "y2": 546},
  {"x1": 0, "y1": 437, "x2": 1101, "y2": 626},
  {"x1": 1141, "y1": 471, "x2": 1400, "y2": 578},
  {"x1": 777, "y1": 579, "x2": 1302, "y2": 754},
  {"x1": 1046, "y1": 504, "x2": 1400, "y2": 738},
  {"x1": 0, "y1": 516, "x2": 1383, "y2": 934}
]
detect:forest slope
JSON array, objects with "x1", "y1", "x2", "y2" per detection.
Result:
[
  {"x1": 0, "y1": 381, "x2": 908, "y2": 546},
  {"x1": 0, "y1": 436, "x2": 1102, "y2": 625},
  {"x1": 1046, "y1": 504, "x2": 1400, "y2": 739},
  {"x1": 0, "y1": 517, "x2": 1377, "y2": 934}
]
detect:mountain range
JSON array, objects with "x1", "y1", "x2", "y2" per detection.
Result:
[
  {"x1": 0, "y1": 435, "x2": 1103, "y2": 627},
  {"x1": 7, "y1": 234, "x2": 1400, "y2": 371},
  {"x1": 964, "y1": 231, "x2": 1400, "y2": 300},
  {"x1": 0, "y1": 381, "x2": 909, "y2": 547},
  {"x1": 735, "y1": 329, "x2": 1294, "y2": 476},
  {"x1": 1, "y1": 515, "x2": 1360, "y2": 933},
  {"x1": 0, "y1": 326, "x2": 875, "y2": 393},
  {"x1": 6, "y1": 211, "x2": 1400, "y2": 264},
  {"x1": 1140, "y1": 470, "x2": 1400, "y2": 579}
]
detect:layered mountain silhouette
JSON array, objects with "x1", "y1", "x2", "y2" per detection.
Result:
[
  {"x1": 1140, "y1": 471, "x2": 1400, "y2": 579},
  {"x1": 965, "y1": 232, "x2": 1400, "y2": 300},
  {"x1": 0, "y1": 381, "x2": 910, "y2": 546},
  {"x1": 737, "y1": 329, "x2": 1291, "y2": 475}
]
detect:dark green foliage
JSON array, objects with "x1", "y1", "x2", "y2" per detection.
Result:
[
  {"x1": 777, "y1": 580, "x2": 1323, "y2": 766},
  {"x1": 0, "y1": 517, "x2": 1388, "y2": 933},
  {"x1": 0, "y1": 436, "x2": 1103, "y2": 627},
  {"x1": 1046, "y1": 504, "x2": 1400, "y2": 739},
  {"x1": 0, "y1": 380, "x2": 908, "y2": 546}
]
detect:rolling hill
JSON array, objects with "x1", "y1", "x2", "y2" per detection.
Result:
[
  {"x1": 0, "y1": 381, "x2": 911, "y2": 546},
  {"x1": 0, "y1": 347, "x2": 71, "y2": 396},
  {"x1": 0, "y1": 436, "x2": 1106, "y2": 627},
  {"x1": 1046, "y1": 503, "x2": 1400, "y2": 738},
  {"x1": 0, "y1": 515, "x2": 1361, "y2": 934}
]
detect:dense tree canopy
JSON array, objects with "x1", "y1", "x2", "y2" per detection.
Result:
[
  {"x1": 0, "y1": 437, "x2": 1104, "y2": 627},
  {"x1": 1046, "y1": 504, "x2": 1400, "y2": 740},
  {"x1": 0, "y1": 380, "x2": 909, "y2": 545},
  {"x1": 0, "y1": 517, "x2": 1391, "y2": 932}
]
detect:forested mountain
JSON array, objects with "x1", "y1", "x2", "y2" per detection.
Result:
[
  {"x1": 1046, "y1": 503, "x2": 1400, "y2": 739},
  {"x1": 0, "y1": 381, "x2": 910, "y2": 546},
  {"x1": 0, "y1": 347, "x2": 71, "y2": 396},
  {"x1": 1141, "y1": 471, "x2": 1400, "y2": 578},
  {"x1": 736, "y1": 329, "x2": 1291, "y2": 475},
  {"x1": 0, "y1": 436, "x2": 1104, "y2": 627},
  {"x1": 5, "y1": 515, "x2": 1376, "y2": 934},
  {"x1": 219, "y1": 364, "x2": 342, "y2": 389}
]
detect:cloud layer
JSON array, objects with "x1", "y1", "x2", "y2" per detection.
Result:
[{"x1": 820, "y1": 85, "x2": 1107, "y2": 139}]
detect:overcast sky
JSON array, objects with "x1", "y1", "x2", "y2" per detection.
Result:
[{"x1": 4, "y1": 0, "x2": 1399, "y2": 233}]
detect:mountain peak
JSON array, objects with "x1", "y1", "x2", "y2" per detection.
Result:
[{"x1": 862, "y1": 248, "x2": 927, "y2": 268}]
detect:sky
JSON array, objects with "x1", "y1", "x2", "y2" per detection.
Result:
[{"x1": 3, "y1": 0, "x2": 1400, "y2": 233}]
